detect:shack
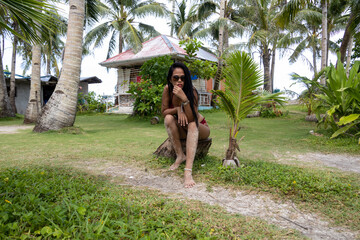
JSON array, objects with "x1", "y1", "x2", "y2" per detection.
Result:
[
  {"x1": 5, "y1": 74, "x2": 101, "y2": 114},
  {"x1": 99, "y1": 35, "x2": 220, "y2": 114}
]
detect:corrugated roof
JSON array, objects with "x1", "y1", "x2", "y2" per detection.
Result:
[{"x1": 99, "y1": 35, "x2": 218, "y2": 68}]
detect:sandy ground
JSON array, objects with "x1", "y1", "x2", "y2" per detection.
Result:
[
  {"x1": 0, "y1": 125, "x2": 33, "y2": 134},
  {"x1": 2, "y1": 125, "x2": 360, "y2": 239},
  {"x1": 296, "y1": 153, "x2": 360, "y2": 174},
  {"x1": 84, "y1": 160, "x2": 359, "y2": 240}
]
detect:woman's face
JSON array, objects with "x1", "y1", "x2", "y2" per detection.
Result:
[{"x1": 171, "y1": 68, "x2": 185, "y2": 89}]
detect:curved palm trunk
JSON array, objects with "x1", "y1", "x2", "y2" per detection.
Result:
[
  {"x1": 320, "y1": 0, "x2": 327, "y2": 85},
  {"x1": 339, "y1": 11, "x2": 354, "y2": 63},
  {"x1": 24, "y1": 43, "x2": 42, "y2": 123},
  {"x1": 0, "y1": 47, "x2": 15, "y2": 117},
  {"x1": 10, "y1": 25, "x2": 18, "y2": 113},
  {"x1": 33, "y1": 0, "x2": 85, "y2": 132}
]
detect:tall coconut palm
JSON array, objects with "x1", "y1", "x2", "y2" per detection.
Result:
[
  {"x1": 33, "y1": 0, "x2": 86, "y2": 132},
  {"x1": 213, "y1": 0, "x2": 226, "y2": 106},
  {"x1": 84, "y1": 0, "x2": 166, "y2": 58},
  {"x1": 288, "y1": 7, "x2": 322, "y2": 76},
  {"x1": 236, "y1": 0, "x2": 289, "y2": 92},
  {"x1": 195, "y1": 0, "x2": 244, "y2": 106},
  {"x1": 214, "y1": 51, "x2": 285, "y2": 166},
  {"x1": 0, "y1": 0, "x2": 57, "y2": 118},
  {"x1": 276, "y1": 0, "x2": 331, "y2": 84},
  {"x1": 18, "y1": 12, "x2": 66, "y2": 77},
  {"x1": 9, "y1": 22, "x2": 19, "y2": 113}
]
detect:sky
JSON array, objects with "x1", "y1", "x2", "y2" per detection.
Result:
[{"x1": 3, "y1": 1, "x2": 341, "y2": 97}]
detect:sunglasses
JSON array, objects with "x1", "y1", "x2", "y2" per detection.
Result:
[{"x1": 172, "y1": 75, "x2": 186, "y2": 81}]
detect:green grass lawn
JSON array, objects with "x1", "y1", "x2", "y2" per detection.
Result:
[{"x1": 0, "y1": 106, "x2": 359, "y2": 237}]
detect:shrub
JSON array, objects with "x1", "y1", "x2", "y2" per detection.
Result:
[
  {"x1": 139, "y1": 55, "x2": 173, "y2": 85},
  {"x1": 314, "y1": 58, "x2": 360, "y2": 138},
  {"x1": 127, "y1": 80, "x2": 163, "y2": 117},
  {"x1": 179, "y1": 38, "x2": 217, "y2": 80},
  {"x1": 77, "y1": 91, "x2": 106, "y2": 113}
]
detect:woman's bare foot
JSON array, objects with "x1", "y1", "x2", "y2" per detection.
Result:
[
  {"x1": 184, "y1": 169, "x2": 196, "y2": 188},
  {"x1": 169, "y1": 156, "x2": 186, "y2": 170}
]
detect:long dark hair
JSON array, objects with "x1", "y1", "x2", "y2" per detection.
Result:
[{"x1": 167, "y1": 62, "x2": 198, "y2": 126}]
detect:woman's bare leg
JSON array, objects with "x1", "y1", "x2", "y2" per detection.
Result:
[
  {"x1": 184, "y1": 122, "x2": 198, "y2": 188},
  {"x1": 164, "y1": 115, "x2": 186, "y2": 170},
  {"x1": 198, "y1": 123, "x2": 210, "y2": 140}
]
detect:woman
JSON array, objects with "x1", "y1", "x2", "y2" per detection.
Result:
[{"x1": 161, "y1": 62, "x2": 210, "y2": 188}]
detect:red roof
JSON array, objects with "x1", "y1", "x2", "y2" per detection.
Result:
[{"x1": 99, "y1": 35, "x2": 217, "y2": 68}]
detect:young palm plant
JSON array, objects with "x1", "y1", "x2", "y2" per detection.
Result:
[{"x1": 214, "y1": 51, "x2": 285, "y2": 167}]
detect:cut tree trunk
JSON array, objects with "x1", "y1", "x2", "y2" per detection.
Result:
[
  {"x1": 222, "y1": 137, "x2": 242, "y2": 168},
  {"x1": 154, "y1": 138, "x2": 212, "y2": 160}
]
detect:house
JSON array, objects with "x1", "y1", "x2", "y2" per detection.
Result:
[
  {"x1": 99, "y1": 35, "x2": 221, "y2": 114},
  {"x1": 5, "y1": 73, "x2": 102, "y2": 115}
]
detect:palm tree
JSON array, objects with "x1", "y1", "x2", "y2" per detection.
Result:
[
  {"x1": 236, "y1": 0, "x2": 289, "y2": 92},
  {"x1": 0, "y1": 0, "x2": 57, "y2": 118},
  {"x1": 23, "y1": 40, "x2": 42, "y2": 124},
  {"x1": 288, "y1": 7, "x2": 322, "y2": 76},
  {"x1": 24, "y1": 9, "x2": 65, "y2": 124},
  {"x1": 339, "y1": 0, "x2": 360, "y2": 63},
  {"x1": 170, "y1": 0, "x2": 215, "y2": 40},
  {"x1": 33, "y1": 0, "x2": 86, "y2": 132},
  {"x1": 18, "y1": 12, "x2": 66, "y2": 77},
  {"x1": 276, "y1": 0, "x2": 332, "y2": 84},
  {"x1": 214, "y1": 51, "x2": 285, "y2": 166},
  {"x1": 9, "y1": 21, "x2": 19, "y2": 113},
  {"x1": 84, "y1": 0, "x2": 166, "y2": 58},
  {"x1": 24, "y1": 10, "x2": 66, "y2": 123},
  {"x1": 194, "y1": 0, "x2": 244, "y2": 105}
]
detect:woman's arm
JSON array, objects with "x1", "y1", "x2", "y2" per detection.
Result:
[
  {"x1": 182, "y1": 89, "x2": 198, "y2": 123},
  {"x1": 161, "y1": 85, "x2": 177, "y2": 117},
  {"x1": 172, "y1": 86, "x2": 198, "y2": 123}
]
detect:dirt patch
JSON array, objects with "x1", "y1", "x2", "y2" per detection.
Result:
[
  {"x1": 0, "y1": 125, "x2": 33, "y2": 134},
  {"x1": 80, "y1": 161, "x2": 359, "y2": 240},
  {"x1": 296, "y1": 153, "x2": 360, "y2": 174}
]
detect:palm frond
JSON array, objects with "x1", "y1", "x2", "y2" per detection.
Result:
[{"x1": 133, "y1": 2, "x2": 167, "y2": 18}]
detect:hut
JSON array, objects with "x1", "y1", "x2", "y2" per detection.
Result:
[
  {"x1": 99, "y1": 35, "x2": 220, "y2": 114},
  {"x1": 5, "y1": 73, "x2": 101, "y2": 114}
]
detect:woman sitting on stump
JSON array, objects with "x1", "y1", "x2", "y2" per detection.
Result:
[{"x1": 161, "y1": 62, "x2": 210, "y2": 188}]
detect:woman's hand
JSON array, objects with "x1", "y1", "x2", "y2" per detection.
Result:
[
  {"x1": 173, "y1": 86, "x2": 188, "y2": 102},
  {"x1": 177, "y1": 107, "x2": 188, "y2": 126}
]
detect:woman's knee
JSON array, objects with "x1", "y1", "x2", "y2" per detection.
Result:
[
  {"x1": 198, "y1": 124, "x2": 210, "y2": 140},
  {"x1": 164, "y1": 114, "x2": 176, "y2": 126}
]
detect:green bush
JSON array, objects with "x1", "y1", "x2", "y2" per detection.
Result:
[
  {"x1": 314, "y1": 58, "x2": 360, "y2": 138},
  {"x1": 128, "y1": 80, "x2": 163, "y2": 117},
  {"x1": 180, "y1": 38, "x2": 217, "y2": 80},
  {"x1": 77, "y1": 91, "x2": 106, "y2": 113},
  {"x1": 139, "y1": 55, "x2": 173, "y2": 85}
]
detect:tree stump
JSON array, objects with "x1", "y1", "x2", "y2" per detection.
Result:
[{"x1": 153, "y1": 138, "x2": 212, "y2": 159}]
